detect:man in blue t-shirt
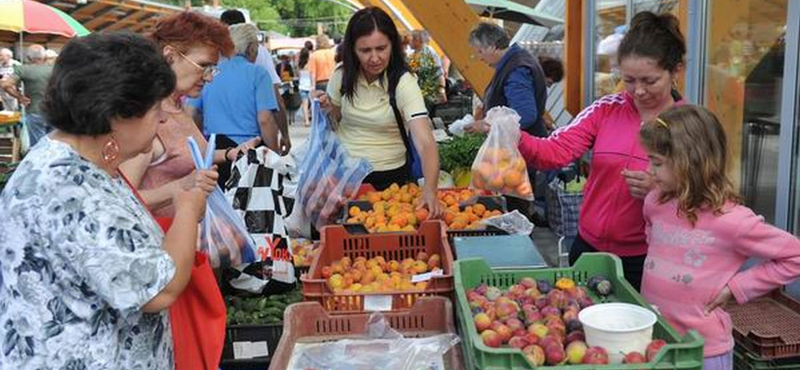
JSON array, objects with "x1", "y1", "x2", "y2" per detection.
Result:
[{"x1": 188, "y1": 23, "x2": 280, "y2": 153}]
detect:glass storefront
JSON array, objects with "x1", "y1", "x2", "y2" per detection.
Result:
[{"x1": 704, "y1": 0, "x2": 788, "y2": 224}]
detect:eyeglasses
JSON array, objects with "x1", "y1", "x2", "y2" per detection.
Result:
[{"x1": 175, "y1": 48, "x2": 220, "y2": 77}]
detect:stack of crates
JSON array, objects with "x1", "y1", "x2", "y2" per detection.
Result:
[{"x1": 729, "y1": 290, "x2": 800, "y2": 369}]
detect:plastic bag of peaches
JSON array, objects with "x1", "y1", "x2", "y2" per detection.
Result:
[{"x1": 470, "y1": 107, "x2": 534, "y2": 200}]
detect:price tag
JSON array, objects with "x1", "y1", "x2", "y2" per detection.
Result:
[
  {"x1": 233, "y1": 341, "x2": 269, "y2": 359},
  {"x1": 411, "y1": 269, "x2": 444, "y2": 283},
  {"x1": 364, "y1": 294, "x2": 393, "y2": 311}
]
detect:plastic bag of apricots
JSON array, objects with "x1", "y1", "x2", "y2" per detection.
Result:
[{"x1": 470, "y1": 107, "x2": 534, "y2": 200}]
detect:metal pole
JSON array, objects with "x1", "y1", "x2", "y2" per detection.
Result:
[
  {"x1": 583, "y1": 0, "x2": 596, "y2": 106},
  {"x1": 684, "y1": 0, "x2": 708, "y2": 105},
  {"x1": 775, "y1": 0, "x2": 800, "y2": 231}
]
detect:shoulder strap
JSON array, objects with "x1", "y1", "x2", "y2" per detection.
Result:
[{"x1": 389, "y1": 83, "x2": 414, "y2": 162}]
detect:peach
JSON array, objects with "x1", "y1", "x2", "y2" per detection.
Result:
[
  {"x1": 522, "y1": 345, "x2": 545, "y2": 366},
  {"x1": 582, "y1": 346, "x2": 609, "y2": 364},
  {"x1": 565, "y1": 341, "x2": 588, "y2": 364},
  {"x1": 474, "y1": 313, "x2": 492, "y2": 333},
  {"x1": 480, "y1": 330, "x2": 502, "y2": 348},
  {"x1": 527, "y1": 323, "x2": 548, "y2": 339}
]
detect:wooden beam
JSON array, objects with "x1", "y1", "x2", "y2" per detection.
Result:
[
  {"x1": 130, "y1": 17, "x2": 159, "y2": 33},
  {"x1": 83, "y1": 7, "x2": 126, "y2": 29},
  {"x1": 564, "y1": 0, "x2": 583, "y2": 115},
  {"x1": 70, "y1": 1, "x2": 110, "y2": 18},
  {"x1": 402, "y1": 0, "x2": 493, "y2": 98},
  {"x1": 103, "y1": 10, "x2": 148, "y2": 31},
  {"x1": 93, "y1": 0, "x2": 178, "y2": 15}
]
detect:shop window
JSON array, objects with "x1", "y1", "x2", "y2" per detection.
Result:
[{"x1": 704, "y1": 0, "x2": 788, "y2": 224}]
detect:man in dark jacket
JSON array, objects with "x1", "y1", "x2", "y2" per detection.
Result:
[
  {"x1": 466, "y1": 22, "x2": 548, "y2": 138},
  {"x1": 465, "y1": 22, "x2": 550, "y2": 225}
]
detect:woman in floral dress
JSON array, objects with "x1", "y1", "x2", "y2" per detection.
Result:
[{"x1": 0, "y1": 32, "x2": 214, "y2": 369}]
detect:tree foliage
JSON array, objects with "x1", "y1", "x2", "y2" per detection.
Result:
[{"x1": 157, "y1": 0, "x2": 353, "y2": 37}]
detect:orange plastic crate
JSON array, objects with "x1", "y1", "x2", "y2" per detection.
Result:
[
  {"x1": 268, "y1": 296, "x2": 464, "y2": 370},
  {"x1": 300, "y1": 221, "x2": 454, "y2": 313}
]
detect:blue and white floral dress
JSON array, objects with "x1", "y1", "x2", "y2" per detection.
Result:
[{"x1": 0, "y1": 137, "x2": 177, "y2": 369}]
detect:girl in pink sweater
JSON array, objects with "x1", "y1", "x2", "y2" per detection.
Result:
[{"x1": 639, "y1": 105, "x2": 800, "y2": 369}]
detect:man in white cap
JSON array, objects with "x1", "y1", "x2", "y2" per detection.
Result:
[
  {"x1": 188, "y1": 23, "x2": 281, "y2": 157},
  {"x1": 1, "y1": 44, "x2": 54, "y2": 146}
]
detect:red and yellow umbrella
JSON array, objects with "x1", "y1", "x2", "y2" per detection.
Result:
[{"x1": 0, "y1": 0, "x2": 90, "y2": 38}]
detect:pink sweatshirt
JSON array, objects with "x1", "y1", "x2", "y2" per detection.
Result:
[
  {"x1": 641, "y1": 192, "x2": 800, "y2": 356},
  {"x1": 519, "y1": 92, "x2": 675, "y2": 256}
]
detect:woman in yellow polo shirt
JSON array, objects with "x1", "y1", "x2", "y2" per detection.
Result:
[{"x1": 318, "y1": 6, "x2": 442, "y2": 218}]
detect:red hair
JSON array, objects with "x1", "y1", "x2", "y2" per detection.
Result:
[{"x1": 151, "y1": 12, "x2": 234, "y2": 57}]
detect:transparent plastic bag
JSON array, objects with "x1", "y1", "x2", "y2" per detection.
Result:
[
  {"x1": 296, "y1": 101, "x2": 372, "y2": 229},
  {"x1": 470, "y1": 107, "x2": 534, "y2": 200},
  {"x1": 482, "y1": 209, "x2": 535, "y2": 235},
  {"x1": 287, "y1": 311, "x2": 460, "y2": 370},
  {"x1": 188, "y1": 135, "x2": 258, "y2": 268}
]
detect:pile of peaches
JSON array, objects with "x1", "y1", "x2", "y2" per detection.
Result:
[
  {"x1": 467, "y1": 277, "x2": 666, "y2": 365},
  {"x1": 322, "y1": 252, "x2": 442, "y2": 294},
  {"x1": 345, "y1": 183, "x2": 504, "y2": 232}
]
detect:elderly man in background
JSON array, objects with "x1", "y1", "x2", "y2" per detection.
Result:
[
  {"x1": 0, "y1": 48, "x2": 20, "y2": 111},
  {"x1": 1, "y1": 44, "x2": 54, "y2": 147},
  {"x1": 188, "y1": 23, "x2": 280, "y2": 172},
  {"x1": 465, "y1": 22, "x2": 550, "y2": 225},
  {"x1": 220, "y1": 9, "x2": 290, "y2": 154}
]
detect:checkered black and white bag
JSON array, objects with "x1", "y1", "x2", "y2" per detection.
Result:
[{"x1": 225, "y1": 147, "x2": 296, "y2": 286}]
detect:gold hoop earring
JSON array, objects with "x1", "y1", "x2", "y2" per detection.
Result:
[{"x1": 102, "y1": 136, "x2": 120, "y2": 164}]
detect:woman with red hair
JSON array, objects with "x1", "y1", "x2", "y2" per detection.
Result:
[
  {"x1": 118, "y1": 12, "x2": 248, "y2": 370},
  {"x1": 121, "y1": 11, "x2": 258, "y2": 218}
]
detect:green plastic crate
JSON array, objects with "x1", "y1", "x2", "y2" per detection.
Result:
[
  {"x1": 734, "y1": 345, "x2": 800, "y2": 370},
  {"x1": 454, "y1": 252, "x2": 705, "y2": 369}
]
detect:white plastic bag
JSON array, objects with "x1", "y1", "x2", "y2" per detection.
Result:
[
  {"x1": 448, "y1": 114, "x2": 474, "y2": 137},
  {"x1": 482, "y1": 209, "x2": 535, "y2": 235},
  {"x1": 470, "y1": 107, "x2": 534, "y2": 200},
  {"x1": 287, "y1": 311, "x2": 460, "y2": 370}
]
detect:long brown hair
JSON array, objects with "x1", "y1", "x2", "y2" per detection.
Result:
[{"x1": 639, "y1": 105, "x2": 741, "y2": 225}]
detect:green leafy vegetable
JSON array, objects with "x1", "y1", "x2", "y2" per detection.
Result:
[{"x1": 438, "y1": 133, "x2": 486, "y2": 173}]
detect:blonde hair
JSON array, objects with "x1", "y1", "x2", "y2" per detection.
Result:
[{"x1": 639, "y1": 105, "x2": 741, "y2": 225}]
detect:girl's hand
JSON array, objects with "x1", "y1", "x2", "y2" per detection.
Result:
[
  {"x1": 621, "y1": 169, "x2": 654, "y2": 199},
  {"x1": 705, "y1": 285, "x2": 733, "y2": 315},
  {"x1": 418, "y1": 187, "x2": 443, "y2": 219}
]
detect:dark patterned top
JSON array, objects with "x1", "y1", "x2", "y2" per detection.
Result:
[{"x1": 0, "y1": 137, "x2": 176, "y2": 369}]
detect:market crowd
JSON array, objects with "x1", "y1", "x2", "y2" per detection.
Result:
[{"x1": 0, "y1": 6, "x2": 799, "y2": 370}]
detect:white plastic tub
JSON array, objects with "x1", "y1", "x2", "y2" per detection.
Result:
[{"x1": 578, "y1": 302, "x2": 658, "y2": 364}]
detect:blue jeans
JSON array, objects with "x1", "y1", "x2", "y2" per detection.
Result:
[{"x1": 26, "y1": 113, "x2": 52, "y2": 148}]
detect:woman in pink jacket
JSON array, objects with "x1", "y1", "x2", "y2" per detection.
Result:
[
  {"x1": 470, "y1": 12, "x2": 685, "y2": 290},
  {"x1": 639, "y1": 105, "x2": 800, "y2": 369}
]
